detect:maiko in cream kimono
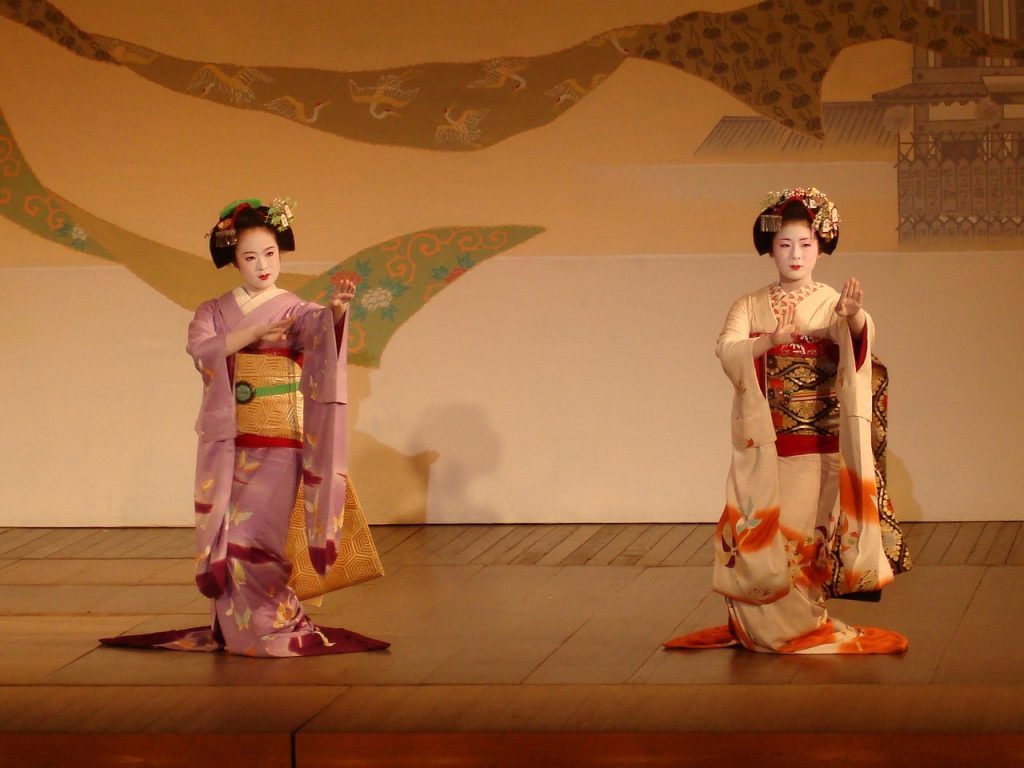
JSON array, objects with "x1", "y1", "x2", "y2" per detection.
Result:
[{"x1": 668, "y1": 282, "x2": 908, "y2": 654}]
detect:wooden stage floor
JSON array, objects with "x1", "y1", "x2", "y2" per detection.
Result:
[{"x1": 1, "y1": 522, "x2": 1023, "y2": 767}]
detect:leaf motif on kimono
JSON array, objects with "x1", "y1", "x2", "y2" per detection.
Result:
[
  {"x1": 716, "y1": 530, "x2": 736, "y2": 568},
  {"x1": 235, "y1": 450, "x2": 261, "y2": 474},
  {"x1": 200, "y1": 478, "x2": 215, "y2": 493},
  {"x1": 234, "y1": 605, "x2": 252, "y2": 630},
  {"x1": 274, "y1": 600, "x2": 297, "y2": 629},
  {"x1": 735, "y1": 496, "x2": 761, "y2": 534},
  {"x1": 232, "y1": 558, "x2": 247, "y2": 587},
  {"x1": 306, "y1": 432, "x2": 318, "y2": 448},
  {"x1": 230, "y1": 505, "x2": 253, "y2": 526}
]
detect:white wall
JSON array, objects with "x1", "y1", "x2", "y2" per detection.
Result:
[{"x1": 4, "y1": 220, "x2": 1021, "y2": 525}]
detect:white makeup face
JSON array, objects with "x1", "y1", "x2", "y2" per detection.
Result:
[
  {"x1": 233, "y1": 228, "x2": 280, "y2": 294},
  {"x1": 770, "y1": 220, "x2": 819, "y2": 290}
]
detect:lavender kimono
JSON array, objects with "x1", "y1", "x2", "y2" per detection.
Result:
[{"x1": 101, "y1": 287, "x2": 387, "y2": 657}]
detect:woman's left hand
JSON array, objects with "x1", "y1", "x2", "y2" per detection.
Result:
[{"x1": 835, "y1": 277, "x2": 863, "y2": 318}]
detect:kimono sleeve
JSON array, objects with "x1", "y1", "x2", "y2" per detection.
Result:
[
  {"x1": 186, "y1": 299, "x2": 235, "y2": 441},
  {"x1": 716, "y1": 295, "x2": 776, "y2": 449},
  {"x1": 288, "y1": 301, "x2": 349, "y2": 405},
  {"x1": 826, "y1": 303, "x2": 875, "y2": 421}
]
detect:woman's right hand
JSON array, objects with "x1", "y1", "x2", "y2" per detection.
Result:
[
  {"x1": 225, "y1": 318, "x2": 296, "y2": 356},
  {"x1": 769, "y1": 304, "x2": 797, "y2": 345},
  {"x1": 254, "y1": 318, "x2": 294, "y2": 344}
]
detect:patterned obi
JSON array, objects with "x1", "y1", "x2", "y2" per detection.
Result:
[
  {"x1": 234, "y1": 349, "x2": 304, "y2": 446},
  {"x1": 762, "y1": 335, "x2": 840, "y2": 456}
]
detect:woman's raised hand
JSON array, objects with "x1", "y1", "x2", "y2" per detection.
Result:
[
  {"x1": 835, "y1": 277, "x2": 863, "y2": 318},
  {"x1": 330, "y1": 278, "x2": 357, "y2": 322},
  {"x1": 770, "y1": 304, "x2": 797, "y2": 345},
  {"x1": 256, "y1": 318, "x2": 294, "y2": 343},
  {"x1": 330, "y1": 279, "x2": 357, "y2": 309}
]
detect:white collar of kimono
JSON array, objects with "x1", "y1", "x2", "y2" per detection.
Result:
[{"x1": 232, "y1": 285, "x2": 287, "y2": 315}]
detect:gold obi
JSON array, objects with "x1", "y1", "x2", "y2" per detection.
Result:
[
  {"x1": 765, "y1": 336, "x2": 839, "y2": 438},
  {"x1": 234, "y1": 351, "x2": 303, "y2": 440}
]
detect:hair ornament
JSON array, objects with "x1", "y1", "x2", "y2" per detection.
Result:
[
  {"x1": 267, "y1": 197, "x2": 297, "y2": 232},
  {"x1": 757, "y1": 186, "x2": 840, "y2": 242},
  {"x1": 207, "y1": 196, "x2": 298, "y2": 268}
]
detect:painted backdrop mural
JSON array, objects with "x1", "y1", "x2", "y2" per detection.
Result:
[{"x1": 1, "y1": 0, "x2": 1021, "y2": 527}]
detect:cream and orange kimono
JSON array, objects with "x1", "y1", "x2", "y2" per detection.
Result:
[
  {"x1": 101, "y1": 287, "x2": 387, "y2": 657},
  {"x1": 667, "y1": 282, "x2": 908, "y2": 654}
]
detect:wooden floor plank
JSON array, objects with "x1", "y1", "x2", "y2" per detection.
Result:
[
  {"x1": 2, "y1": 528, "x2": 97, "y2": 559},
  {"x1": 942, "y1": 522, "x2": 987, "y2": 566},
  {"x1": 375, "y1": 526, "x2": 424, "y2": 556},
  {"x1": 0, "y1": 529, "x2": 61, "y2": 557},
  {"x1": 415, "y1": 528, "x2": 491, "y2": 569},
  {"x1": 662, "y1": 526, "x2": 715, "y2": 567},
  {"x1": 470, "y1": 525, "x2": 539, "y2": 565},
  {"x1": 635, "y1": 525, "x2": 700, "y2": 567},
  {"x1": 511, "y1": 525, "x2": 576, "y2": 566},
  {"x1": 378, "y1": 527, "x2": 434, "y2": 562},
  {"x1": 1007, "y1": 524, "x2": 1024, "y2": 566},
  {"x1": 448, "y1": 526, "x2": 519, "y2": 565},
  {"x1": 984, "y1": 522, "x2": 1021, "y2": 565},
  {"x1": 118, "y1": 529, "x2": 194, "y2": 560},
  {"x1": 296, "y1": 732, "x2": 1024, "y2": 768},
  {"x1": 558, "y1": 525, "x2": 621, "y2": 566},
  {"x1": 492, "y1": 526, "x2": 555, "y2": 565},
  {"x1": 74, "y1": 529, "x2": 160, "y2": 559},
  {"x1": 586, "y1": 525, "x2": 651, "y2": 566},
  {"x1": 422, "y1": 526, "x2": 498, "y2": 565},
  {"x1": 914, "y1": 522, "x2": 959, "y2": 566},
  {"x1": 611, "y1": 525, "x2": 676, "y2": 566},
  {"x1": 966, "y1": 522, "x2": 1004, "y2": 565},
  {"x1": 387, "y1": 526, "x2": 468, "y2": 566},
  {"x1": 903, "y1": 522, "x2": 937, "y2": 559},
  {"x1": 535, "y1": 525, "x2": 603, "y2": 566},
  {"x1": 365, "y1": 525, "x2": 405, "y2": 549}
]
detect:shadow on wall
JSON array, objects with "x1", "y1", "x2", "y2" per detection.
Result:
[
  {"x1": 414, "y1": 401, "x2": 502, "y2": 523},
  {"x1": 348, "y1": 367, "x2": 439, "y2": 525},
  {"x1": 887, "y1": 452, "x2": 922, "y2": 522}
]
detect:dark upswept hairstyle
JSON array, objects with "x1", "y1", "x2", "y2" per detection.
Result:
[
  {"x1": 208, "y1": 199, "x2": 296, "y2": 268},
  {"x1": 752, "y1": 193, "x2": 840, "y2": 256}
]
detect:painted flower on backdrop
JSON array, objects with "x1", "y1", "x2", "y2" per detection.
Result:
[
  {"x1": 361, "y1": 286, "x2": 397, "y2": 313},
  {"x1": 321, "y1": 249, "x2": 479, "y2": 325},
  {"x1": 330, "y1": 270, "x2": 362, "y2": 287}
]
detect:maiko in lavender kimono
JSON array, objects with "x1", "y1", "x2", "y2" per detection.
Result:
[
  {"x1": 666, "y1": 187, "x2": 910, "y2": 655},
  {"x1": 101, "y1": 198, "x2": 388, "y2": 657}
]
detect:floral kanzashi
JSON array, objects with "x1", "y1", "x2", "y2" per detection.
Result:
[
  {"x1": 266, "y1": 196, "x2": 297, "y2": 231},
  {"x1": 757, "y1": 186, "x2": 840, "y2": 242}
]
